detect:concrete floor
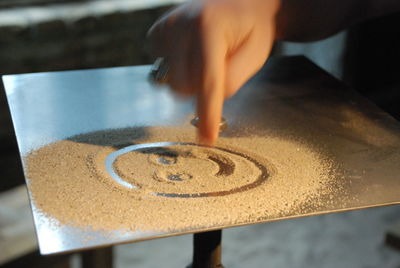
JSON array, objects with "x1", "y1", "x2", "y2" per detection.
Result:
[{"x1": 114, "y1": 205, "x2": 400, "y2": 268}]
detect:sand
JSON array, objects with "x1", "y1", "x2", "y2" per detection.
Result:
[
  {"x1": 110, "y1": 143, "x2": 269, "y2": 197},
  {"x1": 25, "y1": 126, "x2": 340, "y2": 232}
]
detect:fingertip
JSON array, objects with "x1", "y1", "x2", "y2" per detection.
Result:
[
  {"x1": 198, "y1": 131, "x2": 218, "y2": 147},
  {"x1": 198, "y1": 118, "x2": 220, "y2": 147}
]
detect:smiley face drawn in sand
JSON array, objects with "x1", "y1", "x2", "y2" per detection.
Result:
[{"x1": 104, "y1": 142, "x2": 271, "y2": 198}]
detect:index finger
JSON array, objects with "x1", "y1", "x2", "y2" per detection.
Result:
[{"x1": 197, "y1": 24, "x2": 227, "y2": 147}]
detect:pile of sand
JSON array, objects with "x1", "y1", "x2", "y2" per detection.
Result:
[{"x1": 25, "y1": 126, "x2": 339, "y2": 232}]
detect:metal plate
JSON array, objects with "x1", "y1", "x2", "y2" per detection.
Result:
[{"x1": 3, "y1": 56, "x2": 400, "y2": 255}]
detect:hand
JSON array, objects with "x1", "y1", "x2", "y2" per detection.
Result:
[{"x1": 148, "y1": 0, "x2": 280, "y2": 146}]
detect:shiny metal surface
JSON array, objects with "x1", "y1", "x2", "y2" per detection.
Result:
[
  {"x1": 3, "y1": 56, "x2": 400, "y2": 255},
  {"x1": 190, "y1": 116, "x2": 228, "y2": 132}
]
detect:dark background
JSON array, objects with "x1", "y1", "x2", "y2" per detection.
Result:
[{"x1": 0, "y1": 0, "x2": 173, "y2": 192}]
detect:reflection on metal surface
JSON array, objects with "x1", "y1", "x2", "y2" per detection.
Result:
[
  {"x1": 166, "y1": 173, "x2": 192, "y2": 181},
  {"x1": 105, "y1": 142, "x2": 270, "y2": 198},
  {"x1": 2, "y1": 66, "x2": 193, "y2": 154},
  {"x1": 191, "y1": 116, "x2": 228, "y2": 132}
]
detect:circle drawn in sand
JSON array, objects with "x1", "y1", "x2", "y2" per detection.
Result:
[{"x1": 105, "y1": 142, "x2": 270, "y2": 198}]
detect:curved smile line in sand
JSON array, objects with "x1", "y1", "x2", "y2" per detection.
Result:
[{"x1": 105, "y1": 142, "x2": 270, "y2": 198}]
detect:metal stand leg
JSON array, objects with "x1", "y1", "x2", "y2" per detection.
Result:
[
  {"x1": 81, "y1": 247, "x2": 113, "y2": 268},
  {"x1": 188, "y1": 230, "x2": 224, "y2": 268}
]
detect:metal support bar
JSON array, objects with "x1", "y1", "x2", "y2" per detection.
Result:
[
  {"x1": 81, "y1": 247, "x2": 113, "y2": 268},
  {"x1": 189, "y1": 230, "x2": 224, "y2": 268}
]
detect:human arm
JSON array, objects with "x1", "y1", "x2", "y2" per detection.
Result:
[
  {"x1": 148, "y1": 0, "x2": 279, "y2": 145},
  {"x1": 147, "y1": 0, "x2": 400, "y2": 146}
]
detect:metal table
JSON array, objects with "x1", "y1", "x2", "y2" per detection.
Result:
[{"x1": 3, "y1": 56, "x2": 400, "y2": 259}]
